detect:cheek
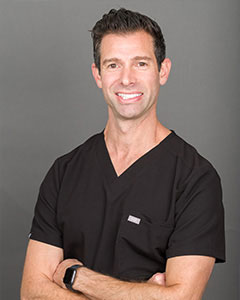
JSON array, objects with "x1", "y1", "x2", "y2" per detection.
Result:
[
  {"x1": 146, "y1": 74, "x2": 161, "y2": 91},
  {"x1": 101, "y1": 75, "x2": 118, "y2": 93}
]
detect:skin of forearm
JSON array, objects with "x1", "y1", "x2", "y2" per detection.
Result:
[
  {"x1": 20, "y1": 275, "x2": 90, "y2": 300},
  {"x1": 74, "y1": 267, "x2": 183, "y2": 300}
]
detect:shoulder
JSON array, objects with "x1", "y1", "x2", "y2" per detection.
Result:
[
  {"x1": 161, "y1": 131, "x2": 222, "y2": 196},
  {"x1": 163, "y1": 131, "x2": 220, "y2": 181},
  {"x1": 41, "y1": 131, "x2": 103, "y2": 187},
  {"x1": 56, "y1": 131, "x2": 102, "y2": 165}
]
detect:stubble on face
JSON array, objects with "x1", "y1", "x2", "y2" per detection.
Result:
[{"x1": 98, "y1": 31, "x2": 161, "y2": 122}]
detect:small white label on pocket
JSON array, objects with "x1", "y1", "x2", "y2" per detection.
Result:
[{"x1": 127, "y1": 215, "x2": 141, "y2": 225}]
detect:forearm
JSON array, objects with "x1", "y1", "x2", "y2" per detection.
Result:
[
  {"x1": 21, "y1": 276, "x2": 90, "y2": 300},
  {"x1": 74, "y1": 267, "x2": 183, "y2": 300}
]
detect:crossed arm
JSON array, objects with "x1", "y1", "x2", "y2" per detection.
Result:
[{"x1": 21, "y1": 240, "x2": 215, "y2": 300}]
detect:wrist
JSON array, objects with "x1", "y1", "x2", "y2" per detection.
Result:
[
  {"x1": 63, "y1": 264, "x2": 84, "y2": 292},
  {"x1": 72, "y1": 265, "x2": 88, "y2": 292}
]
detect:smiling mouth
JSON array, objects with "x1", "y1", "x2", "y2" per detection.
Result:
[{"x1": 116, "y1": 92, "x2": 143, "y2": 100}]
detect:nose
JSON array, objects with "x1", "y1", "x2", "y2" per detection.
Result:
[{"x1": 120, "y1": 66, "x2": 136, "y2": 86}]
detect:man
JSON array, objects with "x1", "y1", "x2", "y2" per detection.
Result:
[{"x1": 21, "y1": 8, "x2": 225, "y2": 300}]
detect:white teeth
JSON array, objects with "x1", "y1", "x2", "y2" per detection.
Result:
[{"x1": 117, "y1": 93, "x2": 142, "y2": 100}]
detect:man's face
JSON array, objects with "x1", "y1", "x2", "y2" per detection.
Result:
[{"x1": 92, "y1": 30, "x2": 171, "y2": 121}]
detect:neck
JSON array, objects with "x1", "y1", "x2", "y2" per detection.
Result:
[{"x1": 104, "y1": 109, "x2": 171, "y2": 157}]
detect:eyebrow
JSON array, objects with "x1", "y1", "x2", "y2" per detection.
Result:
[
  {"x1": 133, "y1": 56, "x2": 152, "y2": 62},
  {"x1": 102, "y1": 56, "x2": 152, "y2": 66},
  {"x1": 102, "y1": 58, "x2": 121, "y2": 66}
]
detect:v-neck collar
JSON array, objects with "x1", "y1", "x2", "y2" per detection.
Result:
[{"x1": 95, "y1": 130, "x2": 175, "y2": 187}]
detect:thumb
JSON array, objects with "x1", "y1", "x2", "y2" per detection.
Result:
[{"x1": 148, "y1": 272, "x2": 166, "y2": 286}]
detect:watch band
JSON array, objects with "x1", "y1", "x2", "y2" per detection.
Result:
[
  {"x1": 69, "y1": 264, "x2": 82, "y2": 270},
  {"x1": 63, "y1": 264, "x2": 84, "y2": 292}
]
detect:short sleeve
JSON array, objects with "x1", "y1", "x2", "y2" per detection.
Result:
[
  {"x1": 29, "y1": 159, "x2": 63, "y2": 248},
  {"x1": 166, "y1": 166, "x2": 225, "y2": 263}
]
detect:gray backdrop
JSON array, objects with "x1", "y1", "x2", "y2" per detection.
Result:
[{"x1": 1, "y1": 0, "x2": 239, "y2": 299}]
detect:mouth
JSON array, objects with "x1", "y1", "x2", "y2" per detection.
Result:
[{"x1": 116, "y1": 92, "x2": 143, "y2": 103}]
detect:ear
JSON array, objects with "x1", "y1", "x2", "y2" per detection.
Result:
[
  {"x1": 91, "y1": 63, "x2": 102, "y2": 89},
  {"x1": 159, "y1": 58, "x2": 172, "y2": 86}
]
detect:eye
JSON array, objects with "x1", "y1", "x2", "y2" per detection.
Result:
[
  {"x1": 108, "y1": 63, "x2": 118, "y2": 69},
  {"x1": 138, "y1": 61, "x2": 147, "y2": 67}
]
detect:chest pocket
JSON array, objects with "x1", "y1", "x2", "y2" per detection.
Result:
[{"x1": 113, "y1": 212, "x2": 174, "y2": 281}]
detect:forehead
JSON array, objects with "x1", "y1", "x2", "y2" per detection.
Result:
[{"x1": 100, "y1": 30, "x2": 155, "y2": 59}]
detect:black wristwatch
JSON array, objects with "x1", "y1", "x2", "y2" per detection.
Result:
[{"x1": 63, "y1": 264, "x2": 83, "y2": 292}]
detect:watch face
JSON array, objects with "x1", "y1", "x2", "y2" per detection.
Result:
[{"x1": 63, "y1": 268, "x2": 76, "y2": 284}]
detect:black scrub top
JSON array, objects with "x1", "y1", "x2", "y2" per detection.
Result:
[{"x1": 30, "y1": 131, "x2": 225, "y2": 281}]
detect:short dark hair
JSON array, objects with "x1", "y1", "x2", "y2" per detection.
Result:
[{"x1": 90, "y1": 8, "x2": 166, "y2": 72}]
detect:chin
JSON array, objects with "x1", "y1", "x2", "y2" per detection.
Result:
[{"x1": 117, "y1": 111, "x2": 145, "y2": 121}]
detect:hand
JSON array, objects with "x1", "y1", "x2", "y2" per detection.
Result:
[
  {"x1": 53, "y1": 258, "x2": 83, "y2": 289},
  {"x1": 147, "y1": 272, "x2": 166, "y2": 286}
]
